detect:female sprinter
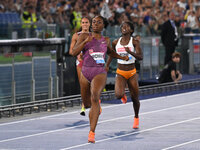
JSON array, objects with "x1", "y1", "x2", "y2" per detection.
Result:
[
  {"x1": 69, "y1": 17, "x2": 91, "y2": 116},
  {"x1": 106, "y1": 21, "x2": 143, "y2": 129},
  {"x1": 71, "y1": 16, "x2": 129, "y2": 143}
]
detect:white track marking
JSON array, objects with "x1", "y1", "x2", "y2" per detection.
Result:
[
  {"x1": 0, "y1": 90, "x2": 199, "y2": 126},
  {"x1": 60, "y1": 117, "x2": 200, "y2": 150},
  {"x1": 162, "y1": 138, "x2": 200, "y2": 150},
  {"x1": 0, "y1": 100, "x2": 200, "y2": 143}
]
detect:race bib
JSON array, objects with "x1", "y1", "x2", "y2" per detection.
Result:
[{"x1": 90, "y1": 52, "x2": 105, "y2": 64}]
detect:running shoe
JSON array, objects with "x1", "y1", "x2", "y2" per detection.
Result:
[
  {"x1": 133, "y1": 117, "x2": 139, "y2": 129},
  {"x1": 99, "y1": 99, "x2": 102, "y2": 115},
  {"x1": 80, "y1": 106, "x2": 86, "y2": 116},
  {"x1": 121, "y1": 94, "x2": 127, "y2": 104},
  {"x1": 88, "y1": 131, "x2": 95, "y2": 143}
]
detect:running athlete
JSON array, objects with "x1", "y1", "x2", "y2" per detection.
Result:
[
  {"x1": 118, "y1": 35, "x2": 142, "y2": 104},
  {"x1": 106, "y1": 21, "x2": 143, "y2": 129},
  {"x1": 71, "y1": 16, "x2": 129, "y2": 143},
  {"x1": 69, "y1": 17, "x2": 91, "y2": 116}
]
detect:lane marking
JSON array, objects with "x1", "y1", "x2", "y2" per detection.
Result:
[
  {"x1": 0, "y1": 90, "x2": 199, "y2": 126},
  {"x1": 0, "y1": 100, "x2": 200, "y2": 143},
  {"x1": 60, "y1": 117, "x2": 200, "y2": 150},
  {"x1": 162, "y1": 138, "x2": 200, "y2": 150}
]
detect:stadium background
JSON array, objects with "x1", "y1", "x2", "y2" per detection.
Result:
[{"x1": 0, "y1": 0, "x2": 200, "y2": 106}]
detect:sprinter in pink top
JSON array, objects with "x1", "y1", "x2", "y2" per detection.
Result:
[{"x1": 71, "y1": 16, "x2": 129, "y2": 143}]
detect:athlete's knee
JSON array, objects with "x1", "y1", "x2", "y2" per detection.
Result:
[
  {"x1": 83, "y1": 102, "x2": 91, "y2": 108},
  {"x1": 84, "y1": 105, "x2": 91, "y2": 109},
  {"x1": 91, "y1": 93, "x2": 100, "y2": 103},
  {"x1": 115, "y1": 92, "x2": 124, "y2": 99},
  {"x1": 82, "y1": 99, "x2": 91, "y2": 108}
]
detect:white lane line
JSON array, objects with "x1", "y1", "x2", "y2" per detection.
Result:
[
  {"x1": 60, "y1": 117, "x2": 200, "y2": 150},
  {"x1": 162, "y1": 138, "x2": 200, "y2": 150},
  {"x1": 0, "y1": 90, "x2": 199, "y2": 126},
  {"x1": 0, "y1": 100, "x2": 200, "y2": 143},
  {"x1": 0, "y1": 111, "x2": 79, "y2": 126}
]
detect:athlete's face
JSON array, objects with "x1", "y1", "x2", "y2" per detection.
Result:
[
  {"x1": 81, "y1": 18, "x2": 90, "y2": 31},
  {"x1": 92, "y1": 17, "x2": 104, "y2": 32},
  {"x1": 121, "y1": 23, "x2": 133, "y2": 35}
]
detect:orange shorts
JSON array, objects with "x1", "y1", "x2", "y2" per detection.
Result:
[{"x1": 116, "y1": 68, "x2": 136, "y2": 80}]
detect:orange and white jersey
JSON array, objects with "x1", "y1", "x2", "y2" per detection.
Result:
[{"x1": 116, "y1": 37, "x2": 135, "y2": 64}]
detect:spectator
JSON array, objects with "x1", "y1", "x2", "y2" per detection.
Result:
[
  {"x1": 177, "y1": 0, "x2": 187, "y2": 11},
  {"x1": 70, "y1": 3, "x2": 82, "y2": 33},
  {"x1": 186, "y1": 10, "x2": 199, "y2": 33},
  {"x1": 0, "y1": 4, "x2": 4, "y2": 13},
  {"x1": 116, "y1": 2, "x2": 125, "y2": 13},
  {"x1": 161, "y1": 11, "x2": 179, "y2": 65},
  {"x1": 21, "y1": 2, "x2": 37, "y2": 29},
  {"x1": 158, "y1": 52, "x2": 182, "y2": 83},
  {"x1": 0, "y1": 0, "x2": 199, "y2": 38},
  {"x1": 13, "y1": 0, "x2": 22, "y2": 14}
]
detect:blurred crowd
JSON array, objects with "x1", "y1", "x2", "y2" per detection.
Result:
[{"x1": 0, "y1": 0, "x2": 200, "y2": 36}]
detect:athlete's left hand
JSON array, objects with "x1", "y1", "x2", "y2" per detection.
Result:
[{"x1": 123, "y1": 56, "x2": 129, "y2": 61}]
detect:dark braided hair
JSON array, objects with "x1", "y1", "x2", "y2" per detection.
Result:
[
  {"x1": 93, "y1": 15, "x2": 109, "y2": 29},
  {"x1": 120, "y1": 21, "x2": 135, "y2": 35}
]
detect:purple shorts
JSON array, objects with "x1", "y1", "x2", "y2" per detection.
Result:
[{"x1": 82, "y1": 66, "x2": 107, "y2": 82}]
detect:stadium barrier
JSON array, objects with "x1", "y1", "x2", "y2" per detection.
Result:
[
  {"x1": 0, "y1": 78, "x2": 200, "y2": 118},
  {"x1": 182, "y1": 34, "x2": 200, "y2": 74},
  {"x1": 0, "y1": 38, "x2": 80, "y2": 106}
]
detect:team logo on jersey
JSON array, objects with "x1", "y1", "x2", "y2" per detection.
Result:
[{"x1": 89, "y1": 49, "x2": 93, "y2": 54}]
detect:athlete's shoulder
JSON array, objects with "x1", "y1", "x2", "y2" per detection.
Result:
[
  {"x1": 112, "y1": 38, "x2": 120, "y2": 45},
  {"x1": 132, "y1": 37, "x2": 140, "y2": 45},
  {"x1": 103, "y1": 36, "x2": 110, "y2": 43},
  {"x1": 72, "y1": 32, "x2": 78, "y2": 38}
]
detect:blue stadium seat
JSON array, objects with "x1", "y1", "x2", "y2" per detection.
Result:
[
  {"x1": 0, "y1": 13, "x2": 22, "y2": 38},
  {"x1": 0, "y1": 13, "x2": 21, "y2": 24}
]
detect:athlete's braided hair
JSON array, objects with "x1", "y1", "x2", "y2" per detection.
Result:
[
  {"x1": 93, "y1": 15, "x2": 108, "y2": 28},
  {"x1": 120, "y1": 21, "x2": 135, "y2": 35}
]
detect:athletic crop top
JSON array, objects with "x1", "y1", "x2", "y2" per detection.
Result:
[
  {"x1": 82, "y1": 36, "x2": 107, "y2": 67},
  {"x1": 116, "y1": 37, "x2": 135, "y2": 64}
]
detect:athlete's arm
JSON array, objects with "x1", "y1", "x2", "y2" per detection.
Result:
[
  {"x1": 124, "y1": 39, "x2": 143, "y2": 60},
  {"x1": 106, "y1": 37, "x2": 129, "y2": 61},
  {"x1": 105, "y1": 39, "x2": 118, "y2": 71},
  {"x1": 69, "y1": 33, "x2": 78, "y2": 55},
  {"x1": 71, "y1": 33, "x2": 92, "y2": 56}
]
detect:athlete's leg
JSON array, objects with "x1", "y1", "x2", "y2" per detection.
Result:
[
  {"x1": 127, "y1": 74, "x2": 140, "y2": 118},
  {"x1": 76, "y1": 66, "x2": 82, "y2": 84},
  {"x1": 77, "y1": 66, "x2": 86, "y2": 115},
  {"x1": 115, "y1": 74, "x2": 127, "y2": 99},
  {"x1": 89, "y1": 73, "x2": 107, "y2": 132},
  {"x1": 128, "y1": 74, "x2": 140, "y2": 128},
  {"x1": 80, "y1": 72, "x2": 91, "y2": 108}
]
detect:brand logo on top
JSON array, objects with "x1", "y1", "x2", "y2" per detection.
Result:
[
  {"x1": 117, "y1": 47, "x2": 131, "y2": 52},
  {"x1": 89, "y1": 49, "x2": 94, "y2": 54},
  {"x1": 117, "y1": 47, "x2": 126, "y2": 52}
]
